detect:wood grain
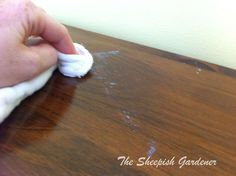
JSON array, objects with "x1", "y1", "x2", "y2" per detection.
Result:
[{"x1": 0, "y1": 26, "x2": 235, "y2": 176}]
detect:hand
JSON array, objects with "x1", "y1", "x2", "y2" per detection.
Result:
[{"x1": 0, "y1": 0, "x2": 76, "y2": 88}]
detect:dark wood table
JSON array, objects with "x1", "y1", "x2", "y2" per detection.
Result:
[{"x1": 0, "y1": 26, "x2": 235, "y2": 176}]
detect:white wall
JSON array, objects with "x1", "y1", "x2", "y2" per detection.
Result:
[{"x1": 32, "y1": 0, "x2": 236, "y2": 69}]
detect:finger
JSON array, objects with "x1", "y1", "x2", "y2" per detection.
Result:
[
  {"x1": 19, "y1": 43, "x2": 57, "y2": 81},
  {"x1": 0, "y1": 43, "x2": 57, "y2": 87},
  {"x1": 29, "y1": 9, "x2": 76, "y2": 54}
]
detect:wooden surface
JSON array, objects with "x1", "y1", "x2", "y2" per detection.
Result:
[{"x1": 0, "y1": 26, "x2": 235, "y2": 176}]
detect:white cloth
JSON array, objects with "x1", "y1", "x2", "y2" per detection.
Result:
[
  {"x1": 58, "y1": 43, "x2": 93, "y2": 77},
  {"x1": 0, "y1": 43, "x2": 93, "y2": 123}
]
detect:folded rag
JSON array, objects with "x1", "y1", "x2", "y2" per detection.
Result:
[{"x1": 0, "y1": 43, "x2": 93, "y2": 123}]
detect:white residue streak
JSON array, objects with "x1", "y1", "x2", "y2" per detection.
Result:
[
  {"x1": 147, "y1": 140, "x2": 157, "y2": 157},
  {"x1": 196, "y1": 68, "x2": 202, "y2": 75}
]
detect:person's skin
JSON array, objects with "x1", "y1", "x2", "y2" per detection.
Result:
[{"x1": 0, "y1": 0, "x2": 76, "y2": 88}]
